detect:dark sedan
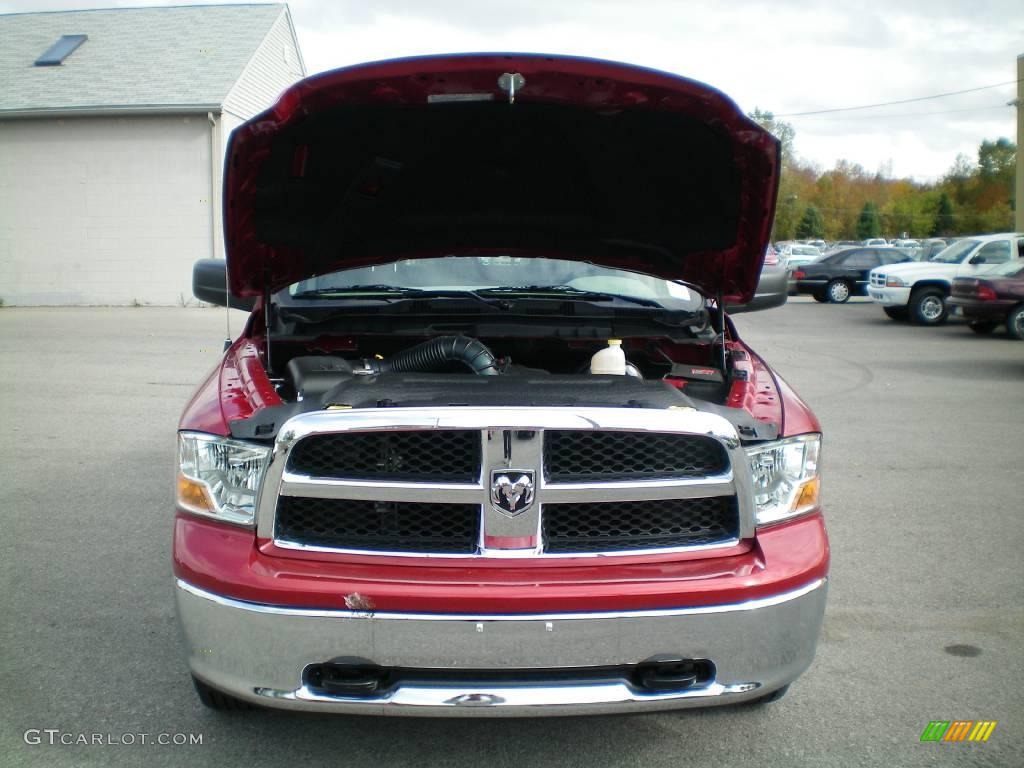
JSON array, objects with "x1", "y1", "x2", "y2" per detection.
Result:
[
  {"x1": 790, "y1": 247, "x2": 913, "y2": 303},
  {"x1": 948, "y1": 261, "x2": 1024, "y2": 339}
]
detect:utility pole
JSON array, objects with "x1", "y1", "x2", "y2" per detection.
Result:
[{"x1": 1016, "y1": 54, "x2": 1023, "y2": 232}]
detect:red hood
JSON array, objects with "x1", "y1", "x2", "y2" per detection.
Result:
[{"x1": 224, "y1": 53, "x2": 780, "y2": 303}]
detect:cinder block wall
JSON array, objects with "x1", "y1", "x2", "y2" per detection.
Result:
[{"x1": 0, "y1": 114, "x2": 215, "y2": 305}]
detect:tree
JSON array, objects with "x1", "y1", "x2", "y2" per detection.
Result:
[
  {"x1": 932, "y1": 193, "x2": 955, "y2": 236},
  {"x1": 749, "y1": 108, "x2": 796, "y2": 168},
  {"x1": 977, "y1": 138, "x2": 1015, "y2": 181},
  {"x1": 796, "y1": 204, "x2": 825, "y2": 238},
  {"x1": 856, "y1": 202, "x2": 881, "y2": 240}
]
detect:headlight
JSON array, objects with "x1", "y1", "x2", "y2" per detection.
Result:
[
  {"x1": 745, "y1": 434, "x2": 821, "y2": 526},
  {"x1": 885, "y1": 276, "x2": 907, "y2": 287},
  {"x1": 176, "y1": 432, "x2": 272, "y2": 527}
]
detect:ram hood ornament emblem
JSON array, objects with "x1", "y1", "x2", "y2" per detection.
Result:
[{"x1": 490, "y1": 471, "x2": 535, "y2": 517}]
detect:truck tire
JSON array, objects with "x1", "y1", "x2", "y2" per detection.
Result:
[
  {"x1": 825, "y1": 280, "x2": 851, "y2": 303},
  {"x1": 968, "y1": 320, "x2": 997, "y2": 334},
  {"x1": 747, "y1": 684, "x2": 790, "y2": 705},
  {"x1": 883, "y1": 306, "x2": 908, "y2": 321},
  {"x1": 192, "y1": 676, "x2": 256, "y2": 711},
  {"x1": 1006, "y1": 305, "x2": 1024, "y2": 340},
  {"x1": 909, "y1": 288, "x2": 948, "y2": 325}
]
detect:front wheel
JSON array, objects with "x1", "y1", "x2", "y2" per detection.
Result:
[
  {"x1": 1006, "y1": 305, "x2": 1024, "y2": 340},
  {"x1": 812, "y1": 293, "x2": 828, "y2": 303},
  {"x1": 968, "y1": 320, "x2": 997, "y2": 335},
  {"x1": 910, "y1": 288, "x2": 948, "y2": 325},
  {"x1": 192, "y1": 676, "x2": 256, "y2": 711},
  {"x1": 746, "y1": 684, "x2": 790, "y2": 705},
  {"x1": 826, "y1": 280, "x2": 851, "y2": 303}
]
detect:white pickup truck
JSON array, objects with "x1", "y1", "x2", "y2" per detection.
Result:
[{"x1": 868, "y1": 232, "x2": 1024, "y2": 324}]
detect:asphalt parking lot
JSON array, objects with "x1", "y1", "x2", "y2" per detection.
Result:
[{"x1": 1, "y1": 298, "x2": 1021, "y2": 768}]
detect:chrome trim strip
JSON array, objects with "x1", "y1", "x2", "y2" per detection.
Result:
[
  {"x1": 255, "y1": 679, "x2": 759, "y2": 708},
  {"x1": 175, "y1": 577, "x2": 827, "y2": 622},
  {"x1": 271, "y1": 535, "x2": 744, "y2": 560},
  {"x1": 272, "y1": 537, "x2": 486, "y2": 559},
  {"x1": 540, "y1": 475, "x2": 734, "y2": 502},
  {"x1": 279, "y1": 474, "x2": 483, "y2": 503}
]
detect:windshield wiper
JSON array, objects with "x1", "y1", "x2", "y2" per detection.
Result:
[
  {"x1": 289, "y1": 286, "x2": 514, "y2": 309},
  {"x1": 479, "y1": 285, "x2": 664, "y2": 308},
  {"x1": 291, "y1": 285, "x2": 424, "y2": 299}
]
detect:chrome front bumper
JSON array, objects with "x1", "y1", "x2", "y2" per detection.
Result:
[{"x1": 175, "y1": 577, "x2": 827, "y2": 717}]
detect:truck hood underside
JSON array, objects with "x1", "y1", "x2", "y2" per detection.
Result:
[{"x1": 224, "y1": 53, "x2": 780, "y2": 303}]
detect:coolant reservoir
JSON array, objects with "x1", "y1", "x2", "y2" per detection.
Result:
[{"x1": 590, "y1": 339, "x2": 627, "y2": 375}]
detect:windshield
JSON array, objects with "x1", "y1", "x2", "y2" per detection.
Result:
[
  {"x1": 930, "y1": 239, "x2": 979, "y2": 264},
  {"x1": 287, "y1": 256, "x2": 704, "y2": 311}
]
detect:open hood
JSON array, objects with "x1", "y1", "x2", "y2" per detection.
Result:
[{"x1": 224, "y1": 53, "x2": 780, "y2": 303}]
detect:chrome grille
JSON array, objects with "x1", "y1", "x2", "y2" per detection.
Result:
[{"x1": 260, "y1": 407, "x2": 752, "y2": 558}]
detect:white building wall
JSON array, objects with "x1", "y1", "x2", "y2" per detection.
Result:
[
  {"x1": 0, "y1": 115, "x2": 213, "y2": 305},
  {"x1": 223, "y1": 8, "x2": 305, "y2": 121}
]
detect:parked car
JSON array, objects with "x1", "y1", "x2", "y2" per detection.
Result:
[
  {"x1": 868, "y1": 232, "x2": 1024, "y2": 324},
  {"x1": 914, "y1": 238, "x2": 953, "y2": 261},
  {"x1": 948, "y1": 260, "x2": 1024, "y2": 339},
  {"x1": 782, "y1": 244, "x2": 822, "y2": 270},
  {"x1": 729, "y1": 245, "x2": 789, "y2": 312},
  {"x1": 861, "y1": 238, "x2": 889, "y2": 247},
  {"x1": 791, "y1": 247, "x2": 913, "y2": 302},
  {"x1": 176, "y1": 53, "x2": 828, "y2": 717}
]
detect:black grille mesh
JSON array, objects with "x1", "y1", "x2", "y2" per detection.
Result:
[
  {"x1": 288, "y1": 430, "x2": 480, "y2": 482},
  {"x1": 275, "y1": 497, "x2": 480, "y2": 554},
  {"x1": 542, "y1": 497, "x2": 738, "y2": 553},
  {"x1": 544, "y1": 431, "x2": 728, "y2": 481}
]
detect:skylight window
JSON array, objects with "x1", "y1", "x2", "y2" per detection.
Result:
[{"x1": 35, "y1": 34, "x2": 88, "y2": 66}]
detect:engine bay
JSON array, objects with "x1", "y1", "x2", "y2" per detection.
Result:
[{"x1": 225, "y1": 334, "x2": 779, "y2": 443}]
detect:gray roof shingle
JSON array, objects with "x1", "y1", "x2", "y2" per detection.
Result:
[{"x1": 0, "y1": 4, "x2": 289, "y2": 116}]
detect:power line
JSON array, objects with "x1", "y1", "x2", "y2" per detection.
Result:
[
  {"x1": 788, "y1": 103, "x2": 1012, "y2": 121},
  {"x1": 774, "y1": 78, "x2": 1021, "y2": 117}
]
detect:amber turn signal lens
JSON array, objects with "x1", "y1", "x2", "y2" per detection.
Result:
[
  {"x1": 177, "y1": 474, "x2": 213, "y2": 513},
  {"x1": 794, "y1": 476, "x2": 820, "y2": 512}
]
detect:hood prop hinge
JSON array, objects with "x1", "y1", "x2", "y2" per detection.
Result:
[
  {"x1": 263, "y1": 285, "x2": 274, "y2": 375},
  {"x1": 716, "y1": 290, "x2": 727, "y2": 375}
]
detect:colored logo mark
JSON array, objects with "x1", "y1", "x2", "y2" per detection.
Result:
[{"x1": 920, "y1": 721, "x2": 997, "y2": 742}]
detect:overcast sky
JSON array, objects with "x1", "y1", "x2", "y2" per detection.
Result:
[{"x1": 4, "y1": 0, "x2": 1021, "y2": 181}]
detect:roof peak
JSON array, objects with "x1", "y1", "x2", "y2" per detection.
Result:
[{"x1": 1, "y1": 3, "x2": 284, "y2": 19}]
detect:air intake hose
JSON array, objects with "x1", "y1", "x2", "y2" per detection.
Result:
[{"x1": 376, "y1": 336, "x2": 500, "y2": 376}]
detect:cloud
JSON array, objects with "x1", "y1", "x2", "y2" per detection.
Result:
[{"x1": 1, "y1": 0, "x2": 1019, "y2": 180}]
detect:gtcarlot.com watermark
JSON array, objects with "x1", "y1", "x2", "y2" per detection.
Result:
[{"x1": 24, "y1": 729, "x2": 203, "y2": 746}]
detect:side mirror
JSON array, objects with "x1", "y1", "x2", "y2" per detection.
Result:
[
  {"x1": 192, "y1": 259, "x2": 256, "y2": 311},
  {"x1": 969, "y1": 254, "x2": 986, "y2": 265}
]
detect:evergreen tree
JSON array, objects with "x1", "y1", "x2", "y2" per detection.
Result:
[
  {"x1": 856, "y1": 202, "x2": 881, "y2": 240},
  {"x1": 931, "y1": 193, "x2": 956, "y2": 236},
  {"x1": 795, "y1": 205, "x2": 824, "y2": 238}
]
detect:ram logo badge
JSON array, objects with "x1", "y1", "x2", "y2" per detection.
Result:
[{"x1": 490, "y1": 471, "x2": 535, "y2": 516}]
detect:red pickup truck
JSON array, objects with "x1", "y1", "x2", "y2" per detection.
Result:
[{"x1": 174, "y1": 53, "x2": 829, "y2": 716}]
